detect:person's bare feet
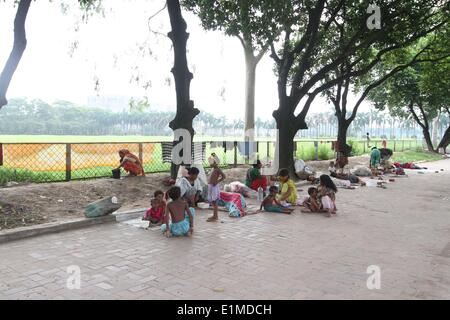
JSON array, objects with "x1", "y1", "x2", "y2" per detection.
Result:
[{"x1": 207, "y1": 216, "x2": 218, "y2": 222}]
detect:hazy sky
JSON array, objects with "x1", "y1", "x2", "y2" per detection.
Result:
[{"x1": 0, "y1": 0, "x2": 371, "y2": 120}]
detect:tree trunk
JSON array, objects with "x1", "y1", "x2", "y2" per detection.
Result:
[
  {"x1": 244, "y1": 45, "x2": 257, "y2": 142},
  {"x1": 422, "y1": 127, "x2": 435, "y2": 152},
  {"x1": 0, "y1": 0, "x2": 32, "y2": 109},
  {"x1": 166, "y1": 0, "x2": 199, "y2": 178},
  {"x1": 336, "y1": 118, "x2": 351, "y2": 156},
  {"x1": 273, "y1": 100, "x2": 302, "y2": 178},
  {"x1": 436, "y1": 125, "x2": 450, "y2": 153}
]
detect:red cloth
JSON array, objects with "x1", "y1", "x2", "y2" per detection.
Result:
[
  {"x1": 219, "y1": 192, "x2": 246, "y2": 217},
  {"x1": 144, "y1": 203, "x2": 165, "y2": 221},
  {"x1": 249, "y1": 177, "x2": 267, "y2": 191},
  {"x1": 123, "y1": 161, "x2": 144, "y2": 175}
]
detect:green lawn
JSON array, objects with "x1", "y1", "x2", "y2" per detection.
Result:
[{"x1": 391, "y1": 150, "x2": 444, "y2": 164}]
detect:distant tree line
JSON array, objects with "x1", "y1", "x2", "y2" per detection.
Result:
[{"x1": 1, "y1": 98, "x2": 447, "y2": 140}]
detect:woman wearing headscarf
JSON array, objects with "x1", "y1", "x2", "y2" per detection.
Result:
[
  {"x1": 245, "y1": 160, "x2": 267, "y2": 191},
  {"x1": 117, "y1": 149, "x2": 145, "y2": 176}
]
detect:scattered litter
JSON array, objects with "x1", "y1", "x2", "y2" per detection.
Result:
[
  {"x1": 57, "y1": 199, "x2": 63, "y2": 203},
  {"x1": 213, "y1": 288, "x2": 225, "y2": 293},
  {"x1": 39, "y1": 195, "x2": 47, "y2": 199}
]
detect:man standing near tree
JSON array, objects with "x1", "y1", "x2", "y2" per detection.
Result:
[{"x1": 366, "y1": 133, "x2": 371, "y2": 148}]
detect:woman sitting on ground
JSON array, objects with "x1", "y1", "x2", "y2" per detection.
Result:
[
  {"x1": 318, "y1": 174, "x2": 338, "y2": 217},
  {"x1": 277, "y1": 168, "x2": 298, "y2": 206},
  {"x1": 177, "y1": 167, "x2": 203, "y2": 207},
  {"x1": 117, "y1": 149, "x2": 145, "y2": 176},
  {"x1": 245, "y1": 160, "x2": 268, "y2": 191}
]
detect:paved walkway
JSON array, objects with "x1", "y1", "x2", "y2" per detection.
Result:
[{"x1": 1, "y1": 159, "x2": 450, "y2": 299}]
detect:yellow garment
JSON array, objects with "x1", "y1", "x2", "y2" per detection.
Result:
[{"x1": 278, "y1": 179, "x2": 298, "y2": 204}]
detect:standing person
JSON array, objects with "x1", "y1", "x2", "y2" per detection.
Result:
[
  {"x1": 162, "y1": 186, "x2": 194, "y2": 237},
  {"x1": 207, "y1": 155, "x2": 226, "y2": 222},
  {"x1": 318, "y1": 174, "x2": 337, "y2": 217},
  {"x1": 277, "y1": 168, "x2": 298, "y2": 205},
  {"x1": 370, "y1": 147, "x2": 381, "y2": 176},
  {"x1": 177, "y1": 167, "x2": 203, "y2": 207},
  {"x1": 366, "y1": 132, "x2": 371, "y2": 148},
  {"x1": 117, "y1": 149, "x2": 145, "y2": 176},
  {"x1": 245, "y1": 160, "x2": 267, "y2": 191}
]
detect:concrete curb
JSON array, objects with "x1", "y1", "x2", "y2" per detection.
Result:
[
  {"x1": 0, "y1": 208, "x2": 148, "y2": 244},
  {"x1": 114, "y1": 208, "x2": 146, "y2": 222},
  {"x1": 0, "y1": 215, "x2": 116, "y2": 244}
]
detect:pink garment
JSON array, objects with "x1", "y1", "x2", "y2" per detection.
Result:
[{"x1": 321, "y1": 195, "x2": 336, "y2": 211}]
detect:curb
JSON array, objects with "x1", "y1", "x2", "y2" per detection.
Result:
[
  {"x1": 114, "y1": 208, "x2": 146, "y2": 222},
  {"x1": 0, "y1": 208, "x2": 148, "y2": 244},
  {"x1": 0, "y1": 215, "x2": 116, "y2": 244}
]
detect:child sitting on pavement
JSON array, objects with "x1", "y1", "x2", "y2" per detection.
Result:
[
  {"x1": 161, "y1": 186, "x2": 194, "y2": 237},
  {"x1": 301, "y1": 187, "x2": 321, "y2": 213},
  {"x1": 260, "y1": 186, "x2": 294, "y2": 214},
  {"x1": 143, "y1": 190, "x2": 166, "y2": 228}
]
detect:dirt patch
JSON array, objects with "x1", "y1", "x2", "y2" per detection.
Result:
[
  {"x1": 0, "y1": 156, "x2": 371, "y2": 230},
  {"x1": 0, "y1": 202, "x2": 47, "y2": 230}
]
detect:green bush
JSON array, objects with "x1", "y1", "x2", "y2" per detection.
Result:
[
  {"x1": 317, "y1": 144, "x2": 333, "y2": 160},
  {"x1": 348, "y1": 139, "x2": 364, "y2": 156},
  {"x1": 0, "y1": 167, "x2": 35, "y2": 185}
]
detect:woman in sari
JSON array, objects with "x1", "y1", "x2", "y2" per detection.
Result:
[
  {"x1": 117, "y1": 149, "x2": 145, "y2": 176},
  {"x1": 245, "y1": 160, "x2": 267, "y2": 191},
  {"x1": 177, "y1": 167, "x2": 204, "y2": 207}
]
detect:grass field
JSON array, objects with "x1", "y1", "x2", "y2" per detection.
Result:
[{"x1": 0, "y1": 135, "x2": 430, "y2": 185}]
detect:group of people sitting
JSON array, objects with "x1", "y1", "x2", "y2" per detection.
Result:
[{"x1": 116, "y1": 144, "x2": 426, "y2": 238}]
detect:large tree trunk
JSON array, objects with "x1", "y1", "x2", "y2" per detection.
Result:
[
  {"x1": 273, "y1": 100, "x2": 303, "y2": 178},
  {"x1": 166, "y1": 0, "x2": 199, "y2": 179},
  {"x1": 336, "y1": 118, "x2": 351, "y2": 156},
  {"x1": 422, "y1": 127, "x2": 434, "y2": 152},
  {"x1": 436, "y1": 125, "x2": 450, "y2": 153},
  {"x1": 243, "y1": 45, "x2": 257, "y2": 142},
  {"x1": 0, "y1": 0, "x2": 31, "y2": 109}
]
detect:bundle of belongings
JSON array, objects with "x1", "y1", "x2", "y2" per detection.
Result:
[
  {"x1": 393, "y1": 162, "x2": 427, "y2": 170},
  {"x1": 294, "y1": 159, "x2": 315, "y2": 180},
  {"x1": 218, "y1": 191, "x2": 247, "y2": 217}
]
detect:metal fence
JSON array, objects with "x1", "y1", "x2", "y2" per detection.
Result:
[{"x1": 0, "y1": 139, "x2": 423, "y2": 183}]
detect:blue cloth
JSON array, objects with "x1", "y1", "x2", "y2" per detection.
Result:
[{"x1": 161, "y1": 207, "x2": 195, "y2": 236}]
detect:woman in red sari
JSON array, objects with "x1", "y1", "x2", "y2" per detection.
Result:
[
  {"x1": 117, "y1": 149, "x2": 145, "y2": 176},
  {"x1": 245, "y1": 160, "x2": 267, "y2": 191}
]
